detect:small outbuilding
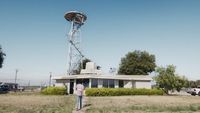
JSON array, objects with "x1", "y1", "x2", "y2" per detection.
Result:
[{"x1": 53, "y1": 62, "x2": 152, "y2": 94}]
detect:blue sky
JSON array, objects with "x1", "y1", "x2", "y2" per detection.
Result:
[{"x1": 0, "y1": 0, "x2": 200, "y2": 85}]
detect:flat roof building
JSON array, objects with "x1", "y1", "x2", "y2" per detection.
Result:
[{"x1": 53, "y1": 62, "x2": 152, "y2": 94}]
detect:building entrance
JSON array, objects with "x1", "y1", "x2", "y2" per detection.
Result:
[{"x1": 76, "y1": 79, "x2": 89, "y2": 88}]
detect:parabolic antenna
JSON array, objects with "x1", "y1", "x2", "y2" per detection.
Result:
[{"x1": 64, "y1": 11, "x2": 87, "y2": 25}]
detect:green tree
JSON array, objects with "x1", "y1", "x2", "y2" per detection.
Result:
[
  {"x1": 154, "y1": 65, "x2": 188, "y2": 94},
  {"x1": 0, "y1": 46, "x2": 6, "y2": 68},
  {"x1": 175, "y1": 76, "x2": 188, "y2": 92},
  {"x1": 118, "y1": 50, "x2": 156, "y2": 75}
]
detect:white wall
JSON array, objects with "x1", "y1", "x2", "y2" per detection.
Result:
[
  {"x1": 98, "y1": 79, "x2": 103, "y2": 88},
  {"x1": 114, "y1": 80, "x2": 119, "y2": 88},
  {"x1": 54, "y1": 83, "x2": 65, "y2": 87},
  {"x1": 89, "y1": 79, "x2": 91, "y2": 88},
  {"x1": 54, "y1": 79, "x2": 69, "y2": 86},
  {"x1": 135, "y1": 81, "x2": 151, "y2": 89},
  {"x1": 124, "y1": 80, "x2": 132, "y2": 88}
]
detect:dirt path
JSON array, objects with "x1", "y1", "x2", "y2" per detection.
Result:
[{"x1": 72, "y1": 96, "x2": 89, "y2": 113}]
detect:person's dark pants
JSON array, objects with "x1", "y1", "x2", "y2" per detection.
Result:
[{"x1": 76, "y1": 96, "x2": 83, "y2": 110}]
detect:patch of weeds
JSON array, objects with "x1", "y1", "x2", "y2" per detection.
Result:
[
  {"x1": 85, "y1": 107, "x2": 98, "y2": 113},
  {"x1": 169, "y1": 106, "x2": 187, "y2": 112},
  {"x1": 189, "y1": 105, "x2": 198, "y2": 111},
  {"x1": 85, "y1": 104, "x2": 200, "y2": 113}
]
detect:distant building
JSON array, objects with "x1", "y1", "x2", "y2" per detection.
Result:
[{"x1": 53, "y1": 62, "x2": 152, "y2": 94}]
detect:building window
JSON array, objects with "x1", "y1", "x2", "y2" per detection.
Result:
[
  {"x1": 108, "y1": 79, "x2": 114, "y2": 88},
  {"x1": 76, "y1": 79, "x2": 83, "y2": 84},
  {"x1": 119, "y1": 80, "x2": 124, "y2": 88},
  {"x1": 103, "y1": 79, "x2": 115, "y2": 88},
  {"x1": 83, "y1": 79, "x2": 89, "y2": 88},
  {"x1": 91, "y1": 79, "x2": 98, "y2": 88},
  {"x1": 103, "y1": 79, "x2": 108, "y2": 88}
]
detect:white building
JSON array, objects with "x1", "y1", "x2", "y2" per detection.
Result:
[{"x1": 53, "y1": 62, "x2": 152, "y2": 94}]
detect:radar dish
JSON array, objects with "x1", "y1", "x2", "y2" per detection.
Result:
[{"x1": 64, "y1": 11, "x2": 87, "y2": 24}]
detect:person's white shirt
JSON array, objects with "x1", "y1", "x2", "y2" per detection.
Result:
[{"x1": 76, "y1": 84, "x2": 84, "y2": 96}]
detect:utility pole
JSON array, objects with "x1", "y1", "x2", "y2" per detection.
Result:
[
  {"x1": 28, "y1": 80, "x2": 30, "y2": 87},
  {"x1": 15, "y1": 69, "x2": 18, "y2": 84},
  {"x1": 49, "y1": 72, "x2": 52, "y2": 87}
]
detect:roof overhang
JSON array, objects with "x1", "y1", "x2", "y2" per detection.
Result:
[{"x1": 52, "y1": 75, "x2": 152, "y2": 81}]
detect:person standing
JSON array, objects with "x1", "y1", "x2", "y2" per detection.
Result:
[{"x1": 75, "y1": 83, "x2": 84, "y2": 111}]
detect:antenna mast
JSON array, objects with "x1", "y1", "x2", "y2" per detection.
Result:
[{"x1": 64, "y1": 11, "x2": 87, "y2": 75}]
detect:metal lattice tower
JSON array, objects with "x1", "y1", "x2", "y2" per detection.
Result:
[{"x1": 64, "y1": 11, "x2": 87, "y2": 75}]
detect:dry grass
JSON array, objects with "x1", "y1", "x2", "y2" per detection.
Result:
[
  {"x1": 2, "y1": 93, "x2": 200, "y2": 113},
  {"x1": 86, "y1": 96, "x2": 200, "y2": 113},
  {"x1": 0, "y1": 92, "x2": 75, "y2": 113}
]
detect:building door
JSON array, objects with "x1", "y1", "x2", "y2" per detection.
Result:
[
  {"x1": 76, "y1": 79, "x2": 89, "y2": 88},
  {"x1": 119, "y1": 80, "x2": 124, "y2": 88},
  {"x1": 70, "y1": 79, "x2": 74, "y2": 94}
]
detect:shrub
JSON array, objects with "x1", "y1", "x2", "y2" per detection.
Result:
[
  {"x1": 41, "y1": 87, "x2": 67, "y2": 95},
  {"x1": 85, "y1": 88, "x2": 164, "y2": 96}
]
